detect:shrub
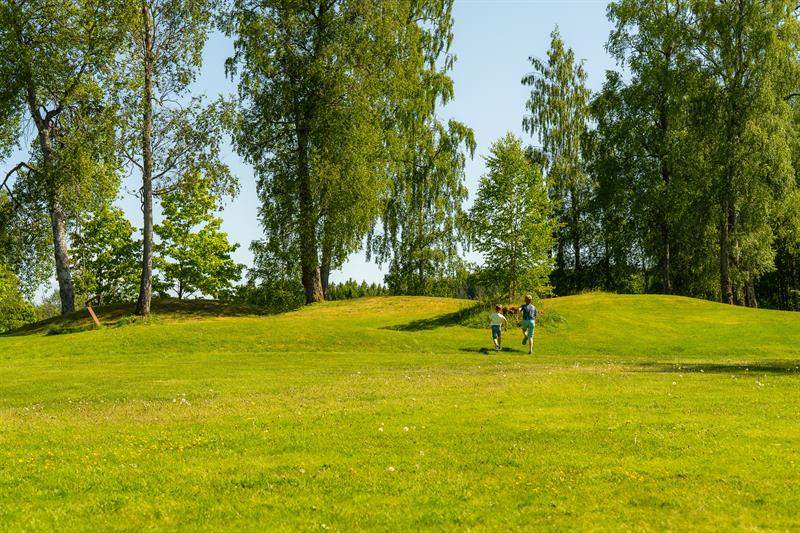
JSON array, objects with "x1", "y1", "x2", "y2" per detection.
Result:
[{"x1": 0, "y1": 265, "x2": 37, "y2": 333}]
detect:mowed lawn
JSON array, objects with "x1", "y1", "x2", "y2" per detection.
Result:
[{"x1": 1, "y1": 294, "x2": 799, "y2": 531}]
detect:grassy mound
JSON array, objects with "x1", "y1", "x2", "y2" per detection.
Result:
[{"x1": 1, "y1": 294, "x2": 799, "y2": 530}]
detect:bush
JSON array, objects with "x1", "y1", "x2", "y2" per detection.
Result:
[
  {"x1": 457, "y1": 298, "x2": 566, "y2": 331},
  {"x1": 0, "y1": 265, "x2": 37, "y2": 333},
  {"x1": 233, "y1": 280, "x2": 305, "y2": 313}
]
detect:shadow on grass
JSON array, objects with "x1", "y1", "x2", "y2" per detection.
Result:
[
  {"x1": 459, "y1": 347, "x2": 529, "y2": 355},
  {"x1": 383, "y1": 303, "x2": 483, "y2": 332},
  {"x1": 635, "y1": 361, "x2": 800, "y2": 375},
  {"x1": 2, "y1": 298, "x2": 268, "y2": 337},
  {"x1": 384, "y1": 310, "x2": 466, "y2": 331}
]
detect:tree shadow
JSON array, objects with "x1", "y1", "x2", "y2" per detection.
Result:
[
  {"x1": 634, "y1": 361, "x2": 800, "y2": 375},
  {"x1": 2, "y1": 298, "x2": 268, "y2": 337},
  {"x1": 383, "y1": 303, "x2": 483, "y2": 332}
]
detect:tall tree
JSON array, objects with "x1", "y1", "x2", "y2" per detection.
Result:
[
  {"x1": 120, "y1": 0, "x2": 231, "y2": 316},
  {"x1": 371, "y1": 119, "x2": 475, "y2": 296},
  {"x1": 604, "y1": 0, "x2": 703, "y2": 295},
  {"x1": 226, "y1": 0, "x2": 456, "y2": 304},
  {"x1": 693, "y1": 0, "x2": 800, "y2": 305},
  {"x1": 522, "y1": 27, "x2": 592, "y2": 294},
  {"x1": 366, "y1": 0, "x2": 474, "y2": 297},
  {"x1": 0, "y1": 0, "x2": 128, "y2": 314},
  {"x1": 469, "y1": 134, "x2": 556, "y2": 302}
]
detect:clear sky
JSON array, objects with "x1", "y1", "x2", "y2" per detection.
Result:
[{"x1": 5, "y1": 0, "x2": 618, "y2": 289}]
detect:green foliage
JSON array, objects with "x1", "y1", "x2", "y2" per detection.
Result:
[
  {"x1": 71, "y1": 205, "x2": 141, "y2": 305},
  {"x1": 469, "y1": 134, "x2": 556, "y2": 301},
  {"x1": 232, "y1": 280, "x2": 305, "y2": 314},
  {"x1": 233, "y1": 240, "x2": 306, "y2": 313},
  {"x1": 0, "y1": 191, "x2": 52, "y2": 299},
  {"x1": 367, "y1": 0, "x2": 473, "y2": 298},
  {"x1": 155, "y1": 177, "x2": 243, "y2": 300},
  {"x1": 0, "y1": 264, "x2": 36, "y2": 333},
  {"x1": 0, "y1": 0, "x2": 130, "y2": 313},
  {"x1": 34, "y1": 291, "x2": 63, "y2": 322},
  {"x1": 523, "y1": 27, "x2": 592, "y2": 294},
  {"x1": 692, "y1": 0, "x2": 800, "y2": 305},
  {"x1": 580, "y1": 0, "x2": 800, "y2": 310},
  {"x1": 593, "y1": 0, "x2": 711, "y2": 296},
  {"x1": 225, "y1": 0, "x2": 458, "y2": 303},
  {"x1": 371, "y1": 119, "x2": 475, "y2": 297},
  {"x1": 326, "y1": 279, "x2": 388, "y2": 301},
  {"x1": 116, "y1": 0, "x2": 232, "y2": 316}
]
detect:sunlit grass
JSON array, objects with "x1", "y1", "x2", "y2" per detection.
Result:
[{"x1": 1, "y1": 294, "x2": 799, "y2": 530}]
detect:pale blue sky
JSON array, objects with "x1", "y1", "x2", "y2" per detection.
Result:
[{"x1": 5, "y1": 1, "x2": 617, "y2": 288}]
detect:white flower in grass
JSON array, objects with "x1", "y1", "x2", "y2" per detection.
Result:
[
  {"x1": 388, "y1": 466, "x2": 395, "y2": 472},
  {"x1": 403, "y1": 426, "x2": 409, "y2": 432}
]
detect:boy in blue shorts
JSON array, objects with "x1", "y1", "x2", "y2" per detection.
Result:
[
  {"x1": 489, "y1": 304, "x2": 507, "y2": 352},
  {"x1": 520, "y1": 294, "x2": 538, "y2": 355}
]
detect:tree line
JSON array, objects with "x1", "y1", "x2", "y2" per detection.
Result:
[
  {"x1": 577, "y1": 0, "x2": 800, "y2": 310},
  {"x1": 2, "y1": 0, "x2": 800, "y2": 333}
]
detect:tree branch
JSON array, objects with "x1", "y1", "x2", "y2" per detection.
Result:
[{"x1": 1, "y1": 162, "x2": 37, "y2": 210}]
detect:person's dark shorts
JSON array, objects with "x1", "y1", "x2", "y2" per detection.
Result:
[{"x1": 491, "y1": 325, "x2": 502, "y2": 339}]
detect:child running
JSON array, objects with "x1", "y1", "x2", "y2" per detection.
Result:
[
  {"x1": 489, "y1": 304, "x2": 507, "y2": 352},
  {"x1": 520, "y1": 294, "x2": 538, "y2": 355}
]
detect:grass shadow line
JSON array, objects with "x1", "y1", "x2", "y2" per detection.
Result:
[{"x1": 634, "y1": 361, "x2": 800, "y2": 375}]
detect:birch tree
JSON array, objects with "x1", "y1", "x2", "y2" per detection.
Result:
[
  {"x1": 0, "y1": 0, "x2": 128, "y2": 313},
  {"x1": 226, "y1": 0, "x2": 455, "y2": 303},
  {"x1": 522, "y1": 28, "x2": 592, "y2": 294},
  {"x1": 693, "y1": 0, "x2": 800, "y2": 305},
  {"x1": 120, "y1": 0, "x2": 234, "y2": 316}
]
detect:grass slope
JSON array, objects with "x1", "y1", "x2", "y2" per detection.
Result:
[{"x1": 1, "y1": 294, "x2": 799, "y2": 531}]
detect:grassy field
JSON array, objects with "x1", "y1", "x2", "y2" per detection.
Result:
[{"x1": 1, "y1": 294, "x2": 799, "y2": 531}]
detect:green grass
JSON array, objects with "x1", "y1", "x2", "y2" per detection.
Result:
[{"x1": 1, "y1": 294, "x2": 799, "y2": 531}]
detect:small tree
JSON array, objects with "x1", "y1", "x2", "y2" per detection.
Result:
[
  {"x1": 155, "y1": 176, "x2": 242, "y2": 300},
  {"x1": 469, "y1": 134, "x2": 556, "y2": 301},
  {"x1": 71, "y1": 205, "x2": 141, "y2": 305}
]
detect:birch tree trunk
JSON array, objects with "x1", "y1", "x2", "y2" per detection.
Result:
[{"x1": 136, "y1": 1, "x2": 155, "y2": 316}]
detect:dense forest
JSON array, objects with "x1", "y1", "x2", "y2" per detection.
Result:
[{"x1": 2, "y1": 0, "x2": 800, "y2": 332}]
